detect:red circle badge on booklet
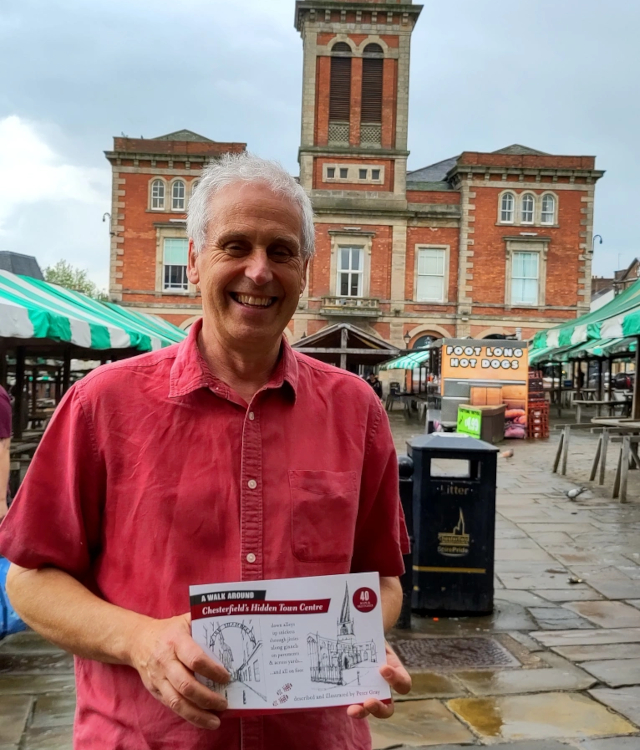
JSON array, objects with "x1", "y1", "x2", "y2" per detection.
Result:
[{"x1": 353, "y1": 587, "x2": 377, "y2": 612}]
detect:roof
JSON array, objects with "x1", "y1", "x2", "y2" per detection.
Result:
[
  {"x1": 0, "y1": 252, "x2": 43, "y2": 280},
  {"x1": 153, "y1": 129, "x2": 214, "y2": 143},
  {"x1": 492, "y1": 144, "x2": 550, "y2": 156},
  {"x1": 406, "y1": 156, "x2": 458, "y2": 185}
]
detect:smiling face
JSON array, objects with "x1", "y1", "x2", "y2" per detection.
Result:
[{"x1": 187, "y1": 180, "x2": 308, "y2": 354}]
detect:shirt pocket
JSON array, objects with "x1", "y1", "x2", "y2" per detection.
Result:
[{"x1": 289, "y1": 470, "x2": 359, "y2": 563}]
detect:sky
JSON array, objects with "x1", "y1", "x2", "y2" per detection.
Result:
[{"x1": 1, "y1": 0, "x2": 638, "y2": 291}]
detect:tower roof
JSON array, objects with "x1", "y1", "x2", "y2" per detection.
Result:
[{"x1": 339, "y1": 583, "x2": 352, "y2": 624}]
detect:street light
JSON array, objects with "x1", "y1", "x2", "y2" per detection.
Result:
[
  {"x1": 592, "y1": 234, "x2": 603, "y2": 253},
  {"x1": 404, "y1": 331, "x2": 411, "y2": 349}
]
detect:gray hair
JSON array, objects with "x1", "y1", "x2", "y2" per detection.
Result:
[{"x1": 187, "y1": 152, "x2": 315, "y2": 260}]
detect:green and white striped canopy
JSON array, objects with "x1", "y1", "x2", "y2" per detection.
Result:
[
  {"x1": 0, "y1": 271, "x2": 186, "y2": 352},
  {"x1": 380, "y1": 349, "x2": 430, "y2": 371},
  {"x1": 532, "y1": 278, "x2": 640, "y2": 352}
]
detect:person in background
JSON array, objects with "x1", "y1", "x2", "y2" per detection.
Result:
[
  {"x1": 0, "y1": 385, "x2": 11, "y2": 521},
  {"x1": 367, "y1": 372, "x2": 383, "y2": 400}
]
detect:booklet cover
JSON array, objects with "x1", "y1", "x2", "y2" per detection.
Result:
[{"x1": 190, "y1": 572, "x2": 390, "y2": 712}]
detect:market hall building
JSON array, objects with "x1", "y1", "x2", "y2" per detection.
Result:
[{"x1": 105, "y1": 0, "x2": 604, "y2": 353}]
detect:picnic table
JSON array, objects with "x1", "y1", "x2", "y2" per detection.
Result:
[{"x1": 574, "y1": 398, "x2": 631, "y2": 423}]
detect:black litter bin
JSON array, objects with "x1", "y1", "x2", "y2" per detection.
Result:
[{"x1": 409, "y1": 432, "x2": 498, "y2": 615}]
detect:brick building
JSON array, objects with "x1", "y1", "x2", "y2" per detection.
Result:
[{"x1": 107, "y1": 0, "x2": 604, "y2": 351}]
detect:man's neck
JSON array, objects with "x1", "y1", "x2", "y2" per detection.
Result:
[{"x1": 197, "y1": 322, "x2": 282, "y2": 405}]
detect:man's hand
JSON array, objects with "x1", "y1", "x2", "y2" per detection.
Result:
[
  {"x1": 128, "y1": 612, "x2": 230, "y2": 730},
  {"x1": 347, "y1": 642, "x2": 411, "y2": 720}
]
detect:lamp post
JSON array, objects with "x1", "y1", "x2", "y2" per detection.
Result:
[
  {"x1": 404, "y1": 331, "x2": 411, "y2": 350},
  {"x1": 592, "y1": 234, "x2": 603, "y2": 253}
]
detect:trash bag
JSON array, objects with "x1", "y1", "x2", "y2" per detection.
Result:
[{"x1": 0, "y1": 556, "x2": 27, "y2": 640}]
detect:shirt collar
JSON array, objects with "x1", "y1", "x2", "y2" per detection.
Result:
[{"x1": 169, "y1": 318, "x2": 299, "y2": 400}]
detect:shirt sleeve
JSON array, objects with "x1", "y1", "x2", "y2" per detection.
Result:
[
  {"x1": 0, "y1": 384, "x2": 104, "y2": 578},
  {"x1": 350, "y1": 396, "x2": 410, "y2": 577},
  {"x1": 0, "y1": 387, "x2": 11, "y2": 439}
]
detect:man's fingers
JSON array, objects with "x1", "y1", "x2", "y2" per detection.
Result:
[
  {"x1": 347, "y1": 699, "x2": 394, "y2": 720},
  {"x1": 174, "y1": 635, "x2": 230, "y2": 685},
  {"x1": 164, "y1": 659, "x2": 228, "y2": 712},
  {"x1": 156, "y1": 680, "x2": 221, "y2": 730},
  {"x1": 380, "y1": 663, "x2": 412, "y2": 695}
]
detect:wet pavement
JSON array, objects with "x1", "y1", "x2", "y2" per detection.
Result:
[{"x1": 1, "y1": 413, "x2": 639, "y2": 748}]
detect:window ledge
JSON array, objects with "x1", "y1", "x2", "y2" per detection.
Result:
[{"x1": 496, "y1": 222, "x2": 559, "y2": 229}]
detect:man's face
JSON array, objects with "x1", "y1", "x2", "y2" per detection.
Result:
[{"x1": 188, "y1": 181, "x2": 308, "y2": 351}]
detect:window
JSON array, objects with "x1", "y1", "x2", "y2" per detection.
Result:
[
  {"x1": 500, "y1": 192, "x2": 514, "y2": 223},
  {"x1": 541, "y1": 193, "x2": 556, "y2": 224},
  {"x1": 511, "y1": 251, "x2": 539, "y2": 305},
  {"x1": 338, "y1": 246, "x2": 363, "y2": 297},
  {"x1": 416, "y1": 247, "x2": 446, "y2": 302},
  {"x1": 327, "y1": 167, "x2": 335, "y2": 179},
  {"x1": 151, "y1": 179, "x2": 165, "y2": 210},
  {"x1": 521, "y1": 193, "x2": 535, "y2": 224},
  {"x1": 163, "y1": 238, "x2": 189, "y2": 292},
  {"x1": 359, "y1": 169, "x2": 367, "y2": 179},
  {"x1": 371, "y1": 169, "x2": 380, "y2": 180},
  {"x1": 172, "y1": 180, "x2": 186, "y2": 211},
  {"x1": 329, "y1": 42, "x2": 352, "y2": 142},
  {"x1": 340, "y1": 167, "x2": 348, "y2": 179}
]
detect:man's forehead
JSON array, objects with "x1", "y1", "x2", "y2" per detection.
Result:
[{"x1": 210, "y1": 180, "x2": 300, "y2": 217}]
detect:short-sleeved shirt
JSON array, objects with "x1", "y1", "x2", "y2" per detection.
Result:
[{"x1": 0, "y1": 319, "x2": 408, "y2": 750}]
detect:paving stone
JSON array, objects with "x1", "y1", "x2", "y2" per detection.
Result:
[
  {"x1": 528, "y1": 531, "x2": 576, "y2": 545},
  {"x1": 528, "y1": 606, "x2": 595, "y2": 630},
  {"x1": 0, "y1": 675, "x2": 75, "y2": 695},
  {"x1": 530, "y1": 628, "x2": 640, "y2": 648},
  {"x1": 498, "y1": 573, "x2": 583, "y2": 590},
  {"x1": 552, "y1": 643, "x2": 640, "y2": 662},
  {"x1": 577, "y1": 739, "x2": 640, "y2": 750},
  {"x1": 30, "y1": 693, "x2": 76, "y2": 728},
  {"x1": 21, "y1": 725, "x2": 73, "y2": 750},
  {"x1": 447, "y1": 691, "x2": 636, "y2": 741},
  {"x1": 0, "y1": 632, "x2": 60, "y2": 655},
  {"x1": 536, "y1": 588, "x2": 603, "y2": 602},
  {"x1": 627, "y1": 600, "x2": 640, "y2": 610},
  {"x1": 409, "y1": 743, "x2": 572, "y2": 750},
  {"x1": 519, "y1": 523, "x2": 599, "y2": 535},
  {"x1": 0, "y1": 652, "x2": 74, "y2": 675},
  {"x1": 495, "y1": 548, "x2": 558, "y2": 562},
  {"x1": 0, "y1": 695, "x2": 33, "y2": 745},
  {"x1": 588, "y1": 686, "x2": 640, "y2": 727},
  {"x1": 368, "y1": 699, "x2": 475, "y2": 748},
  {"x1": 579, "y1": 658, "x2": 640, "y2": 688},
  {"x1": 588, "y1": 580, "x2": 640, "y2": 600},
  {"x1": 564, "y1": 601, "x2": 640, "y2": 628},
  {"x1": 495, "y1": 590, "x2": 549, "y2": 607}
]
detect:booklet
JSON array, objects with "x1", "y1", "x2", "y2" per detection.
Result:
[{"x1": 190, "y1": 572, "x2": 390, "y2": 712}]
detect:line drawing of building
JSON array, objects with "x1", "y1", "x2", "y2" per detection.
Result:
[
  {"x1": 206, "y1": 620, "x2": 267, "y2": 703},
  {"x1": 307, "y1": 584, "x2": 377, "y2": 685}
]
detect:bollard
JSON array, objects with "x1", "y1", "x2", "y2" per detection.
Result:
[{"x1": 396, "y1": 454, "x2": 414, "y2": 630}]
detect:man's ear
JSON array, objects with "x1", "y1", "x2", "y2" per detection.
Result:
[
  {"x1": 187, "y1": 239, "x2": 200, "y2": 285},
  {"x1": 300, "y1": 259, "x2": 309, "y2": 295}
]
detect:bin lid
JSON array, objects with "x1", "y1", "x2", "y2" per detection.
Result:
[{"x1": 409, "y1": 432, "x2": 500, "y2": 454}]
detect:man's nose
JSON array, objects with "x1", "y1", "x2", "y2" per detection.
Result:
[{"x1": 244, "y1": 249, "x2": 273, "y2": 287}]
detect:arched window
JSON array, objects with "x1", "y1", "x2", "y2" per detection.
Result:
[
  {"x1": 361, "y1": 44, "x2": 383, "y2": 146},
  {"x1": 151, "y1": 179, "x2": 165, "y2": 210},
  {"x1": 521, "y1": 193, "x2": 535, "y2": 224},
  {"x1": 541, "y1": 193, "x2": 556, "y2": 224},
  {"x1": 329, "y1": 42, "x2": 352, "y2": 144},
  {"x1": 172, "y1": 180, "x2": 186, "y2": 211},
  {"x1": 500, "y1": 192, "x2": 515, "y2": 223},
  {"x1": 412, "y1": 334, "x2": 436, "y2": 349}
]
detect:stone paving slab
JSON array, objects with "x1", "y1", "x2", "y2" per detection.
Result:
[
  {"x1": 588, "y1": 687, "x2": 640, "y2": 727},
  {"x1": 0, "y1": 675, "x2": 75, "y2": 696},
  {"x1": 20, "y1": 726, "x2": 73, "y2": 750},
  {"x1": 527, "y1": 607, "x2": 595, "y2": 631},
  {"x1": 551, "y1": 643, "x2": 640, "y2": 662},
  {"x1": 580, "y1": 659, "x2": 640, "y2": 688},
  {"x1": 447, "y1": 691, "x2": 636, "y2": 743},
  {"x1": 536, "y1": 588, "x2": 604, "y2": 602},
  {"x1": 577, "y1": 739, "x2": 640, "y2": 750},
  {"x1": 395, "y1": 744, "x2": 577, "y2": 750},
  {"x1": 530, "y1": 628, "x2": 640, "y2": 648},
  {"x1": 628, "y1": 600, "x2": 640, "y2": 610},
  {"x1": 369, "y1": 699, "x2": 475, "y2": 748},
  {"x1": 563, "y1": 601, "x2": 640, "y2": 628},
  {"x1": 30, "y1": 693, "x2": 76, "y2": 729},
  {"x1": 588, "y1": 581, "x2": 640, "y2": 600},
  {"x1": 0, "y1": 695, "x2": 33, "y2": 746}
]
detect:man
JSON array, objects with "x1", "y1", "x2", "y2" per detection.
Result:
[
  {"x1": 0, "y1": 385, "x2": 11, "y2": 520},
  {"x1": 366, "y1": 372, "x2": 383, "y2": 400},
  {"x1": 0, "y1": 154, "x2": 410, "y2": 749}
]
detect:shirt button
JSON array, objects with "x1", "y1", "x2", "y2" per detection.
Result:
[
  {"x1": 247, "y1": 479, "x2": 257, "y2": 489},
  {"x1": 246, "y1": 553, "x2": 256, "y2": 563},
  {"x1": 248, "y1": 411, "x2": 255, "y2": 421}
]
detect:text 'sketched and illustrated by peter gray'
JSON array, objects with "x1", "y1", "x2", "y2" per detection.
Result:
[{"x1": 190, "y1": 572, "x2": 390, "y2": 711}]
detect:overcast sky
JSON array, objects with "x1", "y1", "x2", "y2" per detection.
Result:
[{"x1": 1, "y1": 0, "x2": 638, "y2": 290}]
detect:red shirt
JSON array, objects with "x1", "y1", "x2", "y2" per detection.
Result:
[{"x1": 0, "y1": 319, "x2": 408, "y2": 750}]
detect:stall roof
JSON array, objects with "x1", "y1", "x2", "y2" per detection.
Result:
[
  {"x1": 532, "y1": 278, "x2": 640, "y2": 351},
  {"x1": 379, "y1": 349, "x2": 430, "y2": 371},
  {"x1": 0, "y1": 270, "x2": 185, "y2": 352}
]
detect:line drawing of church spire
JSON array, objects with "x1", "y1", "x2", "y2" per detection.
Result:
[{"x1": 337, "y1": 583, "x2": 355, "y2": 639}]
